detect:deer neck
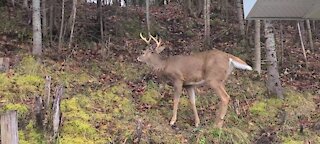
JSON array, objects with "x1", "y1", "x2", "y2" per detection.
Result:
[{"x1": 149, "y1": 54, "x2": 166, "y2": 72}]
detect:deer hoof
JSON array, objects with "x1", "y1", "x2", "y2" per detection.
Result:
[
  {"x1": 170, "y1": 121, "x2": 175, "y2": 126},
  {"x1": 195, "y1": 122, "x2": 200, "y2": 127},
  {"x1": 195, "y1": 119, "x2": 200, "y2": 127}
]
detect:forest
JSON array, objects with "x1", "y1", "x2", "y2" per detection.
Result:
[{"x1": 0, "y1": 0, "x2": 319, "y2": 143}]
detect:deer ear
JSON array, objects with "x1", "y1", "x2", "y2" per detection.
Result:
[{"x1": 155, "y1": 46, "x2": 166, "y2": 53}]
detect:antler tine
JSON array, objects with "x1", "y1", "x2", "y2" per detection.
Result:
[
  {"x1": 149, "y1": 34, "x2": 162, "y2": 49},
  {"x1": 140, "y1": 33, "x2": 151, "y2": 44}
]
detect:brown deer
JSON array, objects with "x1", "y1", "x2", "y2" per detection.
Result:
[{"x1": 137, "y1": 33, "x2": 252, "y2": 128}]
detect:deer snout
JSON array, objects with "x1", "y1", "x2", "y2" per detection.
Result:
[{"x1": 137, "y1": 57, "x2": 142, "y2": 62}]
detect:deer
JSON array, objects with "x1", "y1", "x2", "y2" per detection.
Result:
[{"x1": 137, "y1": 33, "x2": 253, "y2": 128}]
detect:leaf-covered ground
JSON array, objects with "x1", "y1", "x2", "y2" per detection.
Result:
[{"x1": 0, "y1": 2, "x2": 319, "y2": 144}]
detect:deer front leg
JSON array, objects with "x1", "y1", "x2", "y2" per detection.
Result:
[
  {"x1": 170, "y1": 81, "x2": 183, "y2": 126},
  {"x1": 186, "y1": 87, "x2": 200, "y2": 127},
  {"x1": 210, "y1": 83, "x2": 230, "y2": 128}
]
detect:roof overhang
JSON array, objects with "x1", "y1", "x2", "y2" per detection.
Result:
[{"x1": 244, "y1": 0, "x2": 320, "y2": 20}]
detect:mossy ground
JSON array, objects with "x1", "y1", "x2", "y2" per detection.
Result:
[{"x1": 0, "y1": 54, "x2": 318, "y2": 143}]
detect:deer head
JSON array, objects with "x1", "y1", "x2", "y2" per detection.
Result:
[{"x1": 137, "y1": 33, "x2": 166, "y2": 66}]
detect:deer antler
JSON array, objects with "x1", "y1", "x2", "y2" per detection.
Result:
[
  {"x1": 149, "y1": 34, "x2": 162, "y2": 50},
  {"x1": 140, "y1": 33, "x2": 151, "y2": 44}
]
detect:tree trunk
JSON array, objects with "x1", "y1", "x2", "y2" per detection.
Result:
[
  {"x1": 236, "y1": 0, "x2": 245, "y2": 36},
  {"x1": 68, "y1": 0, "x2": 77, "y2": 49},
  {"x1": 35, "y1": 96, "x2": 44, "y2": 130},
  {"x1": 204, "y1": 0, "x2": 210, "y2": 48},
  {"x1": 264, "y1": 20, "x2": 283, "y2": 99},
  {"x1": 23, "y1": 0, "x2": 29, "y2": 8},
  {"x1": 146, "y1": 0, "x2": 150, "y2": 34},
  {"x1": 254, "y1": 20, "x2": 261, "y2": 75},
  {"x1": 120, "y1": 0, "x2": 126, "y2": 7},
  {"x1": 297, "y1": 22, "x2": 308, "y2": 69},
  {"x1": 58, "y1": 0, "x2": 65, "y2": 51},
  {"x1": 1, "y1": 111, "x2": 19, "y2": 144},
  {"x1": 32, "y1": 0, "x2": 43, "y2": 57},
  {"x1": 53, "y1": 86, "x2": 63, "y2": 141},
  {"x1": 280, "y1": 24, "x2": 284, "y2": 67},
  {"x1": 49, "y1": 0, "x2": 54, "y2": 44},
  {"x1": 196, "y1": 0, "x2": 204, "y2": 18},
  {"x1": 98, "y1": 0, "x2": 104, "y2": 41},
  {"x1": 306, "y1": 20, "x2": 314, "y2": 52},
  {"x1": 42, "y1": 0, "x2": 48, "y2": 37}
]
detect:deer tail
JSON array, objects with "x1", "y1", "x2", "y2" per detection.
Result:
[{"x1": 228, "y1": 56, "x2": 252, "y2": 71}]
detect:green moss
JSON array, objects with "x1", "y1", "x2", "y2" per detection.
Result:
[
  {"x1": 19, "y1": 131, "x2": 29, "y2": 144},
  {"x1": 60, "y1": 83, "x2": 135, "y2": 143},
  {"x1": 63, "y1": 120, "x2": 96, "y2": 137},
  {"x1": 13, "y1": 74, "x2": 44, "y2": 96},
  {"x1": 249, "y1": 101, "x2": 268, "y2": 116},
  {"x1": 141, "y1": 89, "x2": 159, "y2": 105},
  {"x1": 249, "y1": 98, "x2": 282, "y2": 117},
  {"x1": 0, "y1": 73, "x2": 13, "y2": 100},
  {"x1": 282, "y1": 137, "x2": 304, "y2": 144},
  {"x1": 112, "y1": 61, "x2": 146, "y2": 81},
  {"x1": 61, "y1": 97, "x2": 91, "y2": 121},
  {"x1": 19, "y1": 121, "x2": 44, "y2": 144},
  {"x1": 0, "y1": 73, "x2": 11, "y2": 90},
  {"x1": 16, "y1": 55, "x2": 41, "y2": 75},
  {"x1": 91, "y1": 89, "x2": 134, "y2": 118},
  {"x1": 3, "y1": 103, "x2": 28, "y2": 119},
  {"x1": 206, "y1": 127, "x2": 250, "y2": 144},
  {"x1": 283, "y1": 90, "x2": 316, "y2": 125},
  {"x1": 59, "y1": 135, "x2": 96, "y2": 144}
]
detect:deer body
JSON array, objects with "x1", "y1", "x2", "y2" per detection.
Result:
[{"x1": 138, "y1": 34, "x2": 252, "y2": 128}]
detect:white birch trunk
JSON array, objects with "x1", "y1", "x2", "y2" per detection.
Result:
[
  {"x1": 68, "y1": 0, "x2": 77, "y2": 49},
  {"x1": 42, "y1": 0, "x2": 48, "y2": 37},
  {"x1": 58, "y1": 0, "x2": 65, "y2": 50},
  {"x1": 204, "y1": 0, "x2": 211, "y2": 47},
  {"x1": 254, "y1": 20, "x2": 261, "y2": 75},
  {"x1": 297, "y1": 22, "x2": 308, "y2": 68},
  {"x1": 306, "y1": 20, "x2": 314, "y2": 52},
  {"x1": 32, "y1": 0, "x2": 43, "y2": 56},
  {"x1": 23, "y1": 0, "x2": 29, "y2": 8},
  {"x1": 146, "y1": 0, "x2": 150, "y2": 34},
  {"x1": 120, "y1": 0, "x2": 125, "y2": 7},
  {"x1": 237, "y1": 0, "x2": 245, "y2": 36},
  {"x1": 264, "y1": 20, "x2": 283, "y2": 99}
]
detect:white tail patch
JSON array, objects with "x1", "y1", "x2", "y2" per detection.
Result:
[{"x1": 229, "y1": 58, "x2": 253, "y2": 70}]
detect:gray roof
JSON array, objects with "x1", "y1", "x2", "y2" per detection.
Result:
[{"x1": 244, "y1": 0, "x2": 320, "y2": 20}]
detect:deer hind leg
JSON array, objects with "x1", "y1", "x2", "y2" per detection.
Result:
[
  {"x1": 170, "y1": 81, "x2": 183, "y2": 126},
  {"x1": 210, "y1": 82, "x2": 230, "y2": 128},
  {"x1": 186, "y1": 86, "x2": 200, "y2": 127}
]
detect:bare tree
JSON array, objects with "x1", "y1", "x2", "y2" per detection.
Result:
[
  {"x1": 98, "y1": 0, "x2": 104, "y2": 41},
  {"x1": 42, "y1": 0, "x2": 48, "y2": 37},
  {"x1": 236, "y1": 0, "x2": 245, "y2": 36},
  {"x1": 297, "y1": 22, "x2": 308, "y2": 68},
  {"x1": 254, "y1": 20, "x2": 261, "y2": 75},
  {"x1": 23, "y1": 0, "x2": 29, "y2": 9},
  {"x1": 58, "y1": 0, "x2": 65, "y2": 50},
  {"x1": 68, "y1": 0, "x2": 78, "y2": 49},
  {"x1": 204, "y1": 0, "x2": 210, "y2": 48},
  {"x1": 146, "y1": 0, "x2": 150, "y2": 34},
  {"x1": 264, "y1": 20, "x2": 283, "y2": 99},
  {"x1": 306, "y1": 20, "x2": 314, "y2": 52},
  {"x1": 49, "y1": 0, "x2": 54, "y2": 44},
  {"x1": 32, "y1": 0, "x2": 43, "y2": 57}
]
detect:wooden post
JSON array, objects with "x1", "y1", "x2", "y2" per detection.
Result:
[{"x1": 1, "y1": 111, "x2": 19, "y2": 144}]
